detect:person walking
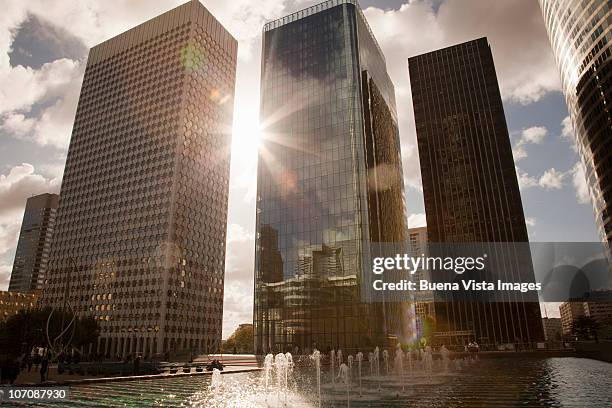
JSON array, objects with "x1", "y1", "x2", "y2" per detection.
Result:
[{"x1": 40, "y1": 354, "x2": 49, "y2": 383}]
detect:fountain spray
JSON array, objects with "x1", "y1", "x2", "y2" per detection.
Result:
[
  {"x1": 356, "y1": 352, "x2": 363, "y2": 397},
  {"x1": 311, "y1": 349, "x2": 322, "y2": 408}
]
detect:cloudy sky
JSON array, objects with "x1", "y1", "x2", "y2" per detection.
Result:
[{"x1": 0, "y1": 0, "x2": 599, "y2": 337}]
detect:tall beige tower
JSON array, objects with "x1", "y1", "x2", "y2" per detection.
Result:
[{"x1": 43, "y1": 0, "x2": 237, "y2": 357}]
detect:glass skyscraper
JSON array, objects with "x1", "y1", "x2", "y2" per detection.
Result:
[
  {"x1": 539, "y1": 0, "x2": 611, "y2": 246},
  {"x1": 9, "y1": 193, "x2": 59, "y2": 293},
  {"x1": 42, "y1": 0, "x2": 236, "y2": 357},
  {"x1": 409, "y1": 38, "x2": 544, "y2": 347},
  {"x1": 254, "y1": 0, "x2": 409, "y2": 354}
]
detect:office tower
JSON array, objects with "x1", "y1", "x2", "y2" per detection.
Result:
[
  {"x1": 42, "y1": 0, "x2": 237, "y2": 357},
  {"x1": 539, "y1": 1, "x2": 611, "y2": 246},
  {"x1": 254, "y1": 0, "x2": 408, "y2": 354},
  {"x1": 9, "y1": 193, "x2": 59, "y2": 293},
  {"x1": 409, "y1": 38, "x2": 544, "y2": 347}
]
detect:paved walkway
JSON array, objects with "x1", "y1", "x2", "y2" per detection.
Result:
[{"x1": 14, "y1": 365, "x2": 260, "y2": 386}]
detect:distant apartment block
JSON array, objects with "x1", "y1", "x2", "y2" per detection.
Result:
[
  {"x1": 559, "y1": 302, "x2": 585, "y2": 335},
  {"x1": 541, "y1": 317, "x2": 562, "y2": 342},
  {"x1": 9, "y1": 193, "x2": 59, "y2": 293},
  {"x1": 583, "y1": 300, "x2": 612, "y2": 322},
  {"x1": 408, "y1": 226, "x2": 434, "y2": 339}
]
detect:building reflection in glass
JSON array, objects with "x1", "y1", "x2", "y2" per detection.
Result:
[{"x1": 254, "y1": 0, "x2": 410, "y2": 354}]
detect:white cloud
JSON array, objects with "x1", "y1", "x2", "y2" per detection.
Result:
[
  {"x1": 408, "y1": 213, "x2": 426, "y2": 228},
  {"x1": 0, "y1": 262, "x2": 11, "y2": 290},
  {"x1": 560, "y1": 115, "x2": 579, "y2": 152},
  {"x1": 222, "y1": 280, "x2": 253, "y2": 339},
  {"x1": 517, "y1": 162, "x2": 594, "y2": 206},
  {"x1": 227, "y1": 223, "x2": 255, "y2": 243},
  {"x1": 570, "y1": 161, "x2": 590, "y2": 204},
  {"x1": 516, "y1": 167, "x2": 538, "y2": 189},
  {"x1": 561, "y1": 116, "x2": 573, "y2": 139},
  {"x1": 512, "y1": 145, "x2": 528, "y2": 161},
  {"x1": 525, "y1": 217, "x2": 536, "y2": 227},
  {"x1": 521, "y1": 126, "x2": 547, "y2": 144},
  {"x1": 0, "y1": 0, "x2": 292, "y2": 150},
  {"x1": 538, "y1": 168, "x2": 565, "y2": 190},
  {"x1": 517, "y1": 166, "x2": 569, "y2": 191},
  {"x1": 366, "y1": 0, "x2": 560, "y2": 105},
  {"x1": 512, "y1": 126, "x2": 547, "y2": 161}
]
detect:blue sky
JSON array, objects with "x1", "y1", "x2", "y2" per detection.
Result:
[{"x1": 0, "y1": 0, "x2": 598, "y2": 335}]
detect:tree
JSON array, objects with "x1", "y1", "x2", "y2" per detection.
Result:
[
  {"x1": 0, "y1": 307, "x2": 100, "y2": 358},
  {"x1": 421, "y1": 315, "x2": 436, "y2": 346},
  {"x1": 73, "y1": 316, "x2": 100, "y2": 348},
  {"x1": 221, "y1": 324, "x2": 254, "y2": 354},
  {"x1": 571, "y1": 316, "x2": 600, "y2": 342}
]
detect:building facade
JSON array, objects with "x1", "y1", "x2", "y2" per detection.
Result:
[
  {"x1": 9, "y1": 193, "x2": 59, "y2": 293},
  {"x1": 254, "y1": 0, "x2": 409, "y2": 354},
  {"x1": 559, "y1": 302, "x2": 585, "y2": 335},
  {"x1": 560, "y1": 290, "x2": 612, "y2": 335},
  {"x1": 409, "y1": 38, "x2": 544, "y2": 348},
  {"x1": 42, "y1": 0, "x2": 237, "y2": 357},
  {"x1": 0, "y1": 291, "x2": 39, "y2": 323},
  {"x1": 541, "y1": 317, "x2": 563, "y2": 342},
  {"x1": 583, "y1": 300, "x2": 612, "y2": 323},
  {"x1": 408, "y1": 226, "x2": 434, "y2": 340},
  {"x1": 539, "y1": 0, "x2": 611, "y2": 246}
]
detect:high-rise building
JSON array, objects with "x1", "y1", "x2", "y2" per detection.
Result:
[
  {"x1": 42, "y1": 0, "x2": 237, "y2": 357},
  {"x1": 254, "y1": 0, "x2": 408, "y2": 354},
  {"x1": 409, "y1": 38, "x2": 544, "y2": 347},
  {"x1": 408, "y1": 226, "x2": 434, "y2": 339},
  {"x1": 559, "y1": 302, "x2": 585, "y2": 335},
  {"x1": 9, "y1": 193, "x2": 59, "y2": 293},
  {"x1": 539, "y1": 1, "x2": 611, "y2": 246}
]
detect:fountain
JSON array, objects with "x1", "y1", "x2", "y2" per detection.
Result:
[
  {"x1": 337, "y1": 363, "x2": 350, "y2": 407},
  {"x1": 407, "y1": 348, "x2": 413, "y2": 372},
  {"x1": 263, "y1": 353, "x2": 274, "y2": 393},
  {"x1": 424, "y1": 345, "x2": 433, "y2": 372},
  {"x1": 374, "y1": 346, "x2": 381, "y2": 392},
  {"x1": 394, "y1": 344, "x2": 405, "y2": 393},
  {"x1": 356, "y1": 352, "x2": 363, "y2": 397},
  {"x1": 383, "y1": 349, "x2": 389, "y2": 375},
  {"x1": 337, "y1": 349, "x2": 343, "y2": 367},
  {"x1": 440, "y1": 345, "x2": 450, "y2": 372},
  {"x1": 275, "y1": 352, "x2": 288, "y2": 406},
  {"x1": 330, "y1": 349, "x2": 336, "y2": 385},
  {"x1": 310, "y1": 349, "x2": 322, "y2": 407},
  {"x1": 285, "y1": 352, "x2": 294, "y2": 390},
  {"x1": 210, "y1": 368, "x2": 223, "y2": 390}
]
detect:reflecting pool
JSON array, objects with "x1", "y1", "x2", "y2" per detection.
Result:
[{"x1": 6, "y1": 357, "x2": 612, "y2": 407}]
